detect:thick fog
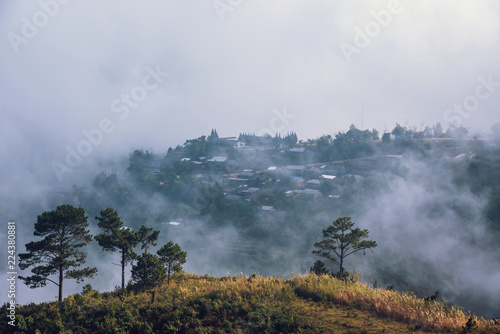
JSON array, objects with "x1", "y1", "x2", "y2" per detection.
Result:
[
  {"x1": 354, "y1": 156, "x2": 500, "y2": 318},
  {"x1": 1, "y1": 0, "x2": 500, "y2": 319}
]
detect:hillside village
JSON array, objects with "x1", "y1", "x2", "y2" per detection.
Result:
[
  {"x1": 44, "y1": 124, "x2": 495, "y2": 236},
  {"x1": 136, "y1": 127, "x2": 479, "y2": 215}
]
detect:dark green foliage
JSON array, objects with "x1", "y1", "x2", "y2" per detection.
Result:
[
  {"x1": 0, "y1": 277, "x2": 314, "y2": 334},
  {"x1": 315, "y1": 135, "x2": 335, "y2": 162},
  {"x1": 137, "y1": 225, "x2": 160, "y2": 254},
  {"x1": 18, "y1": 205, "x2": 97, "y2": 302},
  {"x1": 131, "y1": 253, "x2": 166, "y2": 288},
  {"x1": 127, "y1": 149, "x2": 155, "y2": 184},
  {"x1": 157, "y1": 241, "x2": 187, "y2": 284},
  {"x1": 382, "y1": 132, "x2": 391, "y2": 143},
  {"x1": 310, "y1": 260, "x2": 329, "y2": 275},
  {"x1": 92, "y1": 172, "x2": 130, "y2": 206},
  {"x1": 184, "y1": 135, "x2": 211, "y2": 159},
  {"x1": 95, "y1": 209, "x2": 160, "y2": 288},
  {"x1": 486, "y1": 188, "x2": 500, "y2": 229},
  {"x1": 313, "y1": 217, "x2": 377, "y2": 278},
  {"x1": 331, "y1": 270, "x2": 350, "y2": 280},
  {"x1": 237, "y1": 132, "x2": 298, "y2": 148},
  {"x1": 82, "y1": 284, "x2": 94, "y2": 295},
  {"x1": 95, "y1": 208, "x2": 140, "y2": 288},
  {"x1": 392, "y1": 123, "x2": 408, "y2": 137}
]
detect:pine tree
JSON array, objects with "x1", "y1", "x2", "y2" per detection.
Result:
[
  {"x1": 157, "y1": 241, "x2": 187, "y2": 284},
  {"x1": 19, "y1": 205, "x2": 97, "y2": 302},
  {"x1": 313, "y1": 217, "x2": 377, "y2": 279},
  {"x1": 95, "y1": 208, "x2": 139, "y2": 289},
  {"x1": 137, "y1": 225, "x2": 160, "y2": 254},
  {"x1": 310, "y1": 260, "x2": 329, "y2": 276},
  {"x1": 131, "y1": 253, "x2": 165, "y2": 288}
]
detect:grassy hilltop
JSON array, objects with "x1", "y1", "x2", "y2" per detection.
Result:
[{"x1": 3, "y1": 273, "x2": 500, "y2": 334}]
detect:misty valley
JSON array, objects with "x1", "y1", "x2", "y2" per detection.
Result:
[
  {"x1": 5, "y1": 123, "x2": 500, "y2": 332},
  {"x1": 5, "y1": 1, "x2": 500, "y2": 331}
]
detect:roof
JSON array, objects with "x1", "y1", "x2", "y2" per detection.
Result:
[
  {"x1": 241, "y1": 187, "x2": 260, "y2": 193},
  {"x1": 306, "y1": 179, "x2": 321, "y2": 185},
  {"x1": 286, "y1": 165, "x2": 306, "y2": 170},
  {"x1": 297, "y1": 189, "x2": 322, "y2": 197},
  {"x1": 320, "y1": 174, "x2": 336, "y2": 180},
  {"x1": 238, "y1": 170, "x2": 255, "y2": 178},
  {"x1": 207, "y1": 156, "x2": 228, "y2": 162},
  {"x1": 320, "y1": 165, "x2": 346, "y2": 173},
  {"x1": 286, "y1": 189, "x2": 322, "y2": 197},
  {"x1": 289, "y1": 147, "x2": 306, "y2": 153}
]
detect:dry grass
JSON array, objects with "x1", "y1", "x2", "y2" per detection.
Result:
[
  {"x1": 6, "y1": 273, "x2": 500, "y2": 333},
  {"x1": 132, "y1": 273, "x2": 500, "y2": 332},
  {"x1": 291, "y1": 273, "x2": 500, "y2": 333}
]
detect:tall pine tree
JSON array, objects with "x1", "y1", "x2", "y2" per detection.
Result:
[
  {"x1": 313, "y1": 217, "x2": 377, "y2": 278},
  {"x1": 95, "y1": 208, "x2": 139, "y2": 289},
  {"x1": 19, "y1": 205, "x2": 97, "y2": 302}
]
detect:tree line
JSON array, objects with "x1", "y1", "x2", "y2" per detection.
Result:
[
  {"x1": 19, "y1": 205, "x2": 186, "y2": 302},
  {"x1": 18, "y1": 205, "x2": 377, "y2": 302}
]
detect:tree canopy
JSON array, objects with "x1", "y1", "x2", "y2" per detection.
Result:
[
  {"x1": 19, "y1": 205, "x2": 97, "y2": 302},
  {"x1": 310, "y1": 260, "x2": 330, "y2": 276},
  {"x1": 95, "y1": 208, "x2": 139, "y2": 289},
  {"x1": 313, "y1": 217, "x2": 377, "y2": 278},
  {"x1": 131, "y1": 253, "x2": 166, "y2": 288},
  {"x1": 157, "y1": 241, "x2": 187, "y2": 284}
]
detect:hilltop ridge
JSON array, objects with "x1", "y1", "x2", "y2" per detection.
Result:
[{"x1": 3, "y1": 273, "x2": 500, "y2": 333}]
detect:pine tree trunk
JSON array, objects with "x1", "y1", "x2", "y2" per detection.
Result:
[
  {"x1": 59, "y1": 264, "x2": 63, "y2": 302},
  {"x1": 121, "y1": 248, "x2": 125, "y2": 289},
  {"x1": 339, "y1": 249, "x2": 344, "y2": 279},
  {"x1": 59, "y1": 232, "x2": 64, "y2": 302}
]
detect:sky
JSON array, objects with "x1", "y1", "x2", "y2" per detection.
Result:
[
  {"x1": 1, "y1": 0, "x2": 500, "y2": 312},
  {"x1": 1, "y1": 0, "x2": 500, "y2": 187}
]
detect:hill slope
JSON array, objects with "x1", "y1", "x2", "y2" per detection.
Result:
[{"x1": 3, "y1": 274, "x2": 500, "y2": 333}]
